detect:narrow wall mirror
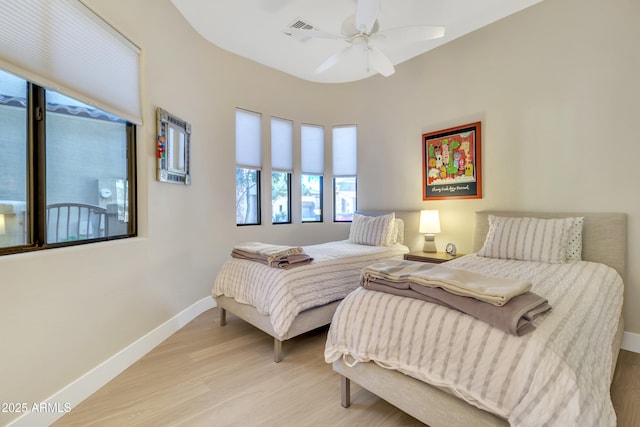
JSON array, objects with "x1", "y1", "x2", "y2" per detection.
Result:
[{"x1": 157, "y1": 107, "x2": 191, "y2": 185}]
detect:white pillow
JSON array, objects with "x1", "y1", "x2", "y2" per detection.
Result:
[
  {"x1": 478, "y1": 215, "x2": 574, "y2": 263},
  {"x1": 348, "y1": 212, "x2": 396, "y2": 246},
  {"x1": 390, "y1": 218, "x2": 405, "y2": 245},
  {"x1": 564, "y1": 217, "x2": 584, "y2": 260}
]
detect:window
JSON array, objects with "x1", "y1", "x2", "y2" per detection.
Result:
[
  {"x1": 334, "y1": 177, "x2": 357, "y2": 221},
  {"x1": 0, "y1": 69, "x2": 136, "y2": 253},
  {"x1": 271, "y1": 117, "x2": 292, "y2": 224},
  {"x1": 234, "y1": 111, "x2": 350, "y2": 226},
  {"x1": 301, "y1": 124, "x2": 324, "y2": 222},
  {"x1": 236, "y1": 109, "x2": 261, "y2": 225},
  {"x1": 0, "y1": 0, "x2": 140, "y2": 255},
  {"x1": 332, "y1": 125, "x2": 357, "y2": 222}
]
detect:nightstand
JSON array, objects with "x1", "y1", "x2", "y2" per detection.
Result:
[{"x1": 403, "y1": 251, "x2": 463, "y2": 264}]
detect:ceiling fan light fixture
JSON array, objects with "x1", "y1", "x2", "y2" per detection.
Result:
[
  {"x1": 351, "y1": 35, "x2": 368, "y2": 51},
  {"x1": 341, "y1": 15, "x2": 379, "y2": 38}
]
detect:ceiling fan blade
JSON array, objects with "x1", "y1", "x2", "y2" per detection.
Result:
[
  {"x1": 286, "y1": 27, "x2": 343, "y2": 40},
  {"x1": 376, "y1": 25, "x2": 445, "y2": 44},
  {"x1": 355, "y1": 0, "x2": 381, "y2": 33},
  {"x1": 315, "y1": 46, "x2": 352, "y2": 74},
  {"x1": 369, "y1": 45, "x2": 395, "y2": 77}
]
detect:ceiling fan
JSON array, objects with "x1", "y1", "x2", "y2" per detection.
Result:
[{"x1": 287, "y1": 0, "x2": 445, "y2": 77}]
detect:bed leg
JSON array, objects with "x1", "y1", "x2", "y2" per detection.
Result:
[
  {"x1": 274, "y1": 339, "x2": 283, "y2": 363},
  {"x1": 341, "y1": 375, "x2": 351, "y2": 408},
  {"x1": 220, "y1": 308, "x2": 227, "y2": 326}
]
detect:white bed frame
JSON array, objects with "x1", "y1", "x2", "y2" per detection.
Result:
[
  {"x1": 217, "y1": 210, "x2": 422, "y2": 362},
  {"x1": 334, "y1": 210, "x2": 627, "y2": 426}
]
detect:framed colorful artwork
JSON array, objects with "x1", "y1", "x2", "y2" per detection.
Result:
[{"x1": 422, "y1": 122, "x2": 482, "y2": 200}]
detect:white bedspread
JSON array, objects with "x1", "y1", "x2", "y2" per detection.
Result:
[
  {"x1": 325, "y1": 255, "x2": 624, "y2": 427},
  {"x1": 213, "y1": 240, "x2": 409, "y2": 338}
]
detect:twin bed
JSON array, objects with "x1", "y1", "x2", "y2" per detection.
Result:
[
  {"x1": 212, "y1": 210, "x2": 626, "y2": 426},
  {"x1": 327, "y1": 211, "x2": 626, "y2": 427},
  {"x1": 213, "y1": 211, "x2": 411, "y2": 362}
]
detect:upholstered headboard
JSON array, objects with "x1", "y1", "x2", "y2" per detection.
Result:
[{"x1": 472, "y1": 211, "x2": 627, "y2": 280}]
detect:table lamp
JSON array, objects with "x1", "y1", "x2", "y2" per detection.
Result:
[{"x1": 419, "y1": 210, "x2": 440, "y2": 253}]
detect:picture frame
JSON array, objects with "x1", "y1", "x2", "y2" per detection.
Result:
[
  {"x1": 156, "y1": 107, "x2": 191, "y2": 185},
  {"x1": 422, "y1": 121, "x2": 482, "y2": 200}
]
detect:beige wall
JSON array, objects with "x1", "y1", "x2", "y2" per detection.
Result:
[
  {"x1": 0, "y1": 0, "x2": 638, "y2": 423},
  {"x1": 334, "y1": 0, "x2": 640, "y2": 332},
  {"x1": 350, "y1": 0, "x2": 640, "y2": 333},
  {"x1": 0, "y1": 0, "x2": 351, "y2": 424}
]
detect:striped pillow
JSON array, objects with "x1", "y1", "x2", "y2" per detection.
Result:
[
  {"x1": 348, "y1": 213, "x2": 396, "y2": 246},
  {"x1": 478, "y1": 215, "x2": 574, "y2": 263}
]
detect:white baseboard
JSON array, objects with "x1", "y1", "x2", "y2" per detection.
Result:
[
  {"x1": 8, "y1": 296, "x2": 216, "y2": 427},
  {"x1": 621, "y1": 331, "x2": 640, "y2": 354}
]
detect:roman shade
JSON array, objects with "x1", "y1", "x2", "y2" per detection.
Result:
[
  {"x1": 332, "y1": 125, "x2": 357, "y2": 176},
  {"x1": 0, "y1": 0, "x2": 142, "y2": 124},
  {"x1": 236, "y1": 108, "x2": 262, "y2": 168},
  {"x1": 271, "y1": 117, "x2": 293, "y2": 172},
  {"x1": 301, "y1": 124, "x2": 324, "y2": 174}
]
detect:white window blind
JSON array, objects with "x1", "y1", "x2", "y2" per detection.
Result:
[
  {"x1": 271, "y1": 117, "x2": 293, "y2": 172},
  {"x1": 301, "y1": 124, "x2": 324, "y2": 174},
  {"x1": 236, "y1": 109, "x2": 262, "y2": 168},
  {"x1": 332, "y1": 125, "x2": 357, "y2": 176},
  {"x1": 0, "y1": 0, "x2": 142, "y2": 124}
]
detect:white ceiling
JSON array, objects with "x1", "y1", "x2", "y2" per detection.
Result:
[{"x1": 171, "y1": 0, "x2": 543, "y2": 83}]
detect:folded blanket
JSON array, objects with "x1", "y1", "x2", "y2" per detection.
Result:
[
  {"x1": 363, "y1": 277, "x2": 550, "y2": 335},
  {"x1": 231, "y1": 242, "x2": 312, "y2": 269},
  {"x1": 362, "y1": 259, "x2": 532, "y2": 306},
  {"x1": 233, "y1": 241, "x2": 303, "y2": 259},
  {"x1": 270, "y1": 253, "x2": 313, "y2": 269}
]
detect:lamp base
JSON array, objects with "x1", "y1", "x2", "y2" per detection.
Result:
[{"x1": 423, "y1": 234, "x2": 437, "y2": 253}]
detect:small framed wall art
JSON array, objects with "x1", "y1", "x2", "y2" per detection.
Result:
[
  {"x1": 422, "y1": 121, "x2": 482, "y2": 200},
  {"x1": 156, "y1": 107, "x2": 191, "y2": 185}
]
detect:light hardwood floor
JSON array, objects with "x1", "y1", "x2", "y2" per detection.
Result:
[{"x1": 55, "y1": 308, "x2": 640, "y2": 427}]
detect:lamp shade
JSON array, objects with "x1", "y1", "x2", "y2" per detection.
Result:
[
  {"x1": 0, "y1": 214, "x2": 5, "y2": 234},
  {"x1": 419, "y1": 210, "x2": 441, "y2": 234}
]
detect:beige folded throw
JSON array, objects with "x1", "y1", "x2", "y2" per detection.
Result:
[
  {"x1": 232, "y1": 242, "x2": 303, "y2": 265},
  {"x1": 361, "y1": 259, "x2": 532, "y2": 306},
  {"x1": 363, "y1": 278, "x2": 550, "y2": 335}
]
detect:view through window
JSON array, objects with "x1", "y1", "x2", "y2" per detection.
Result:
[{"x1": 0, "y1": 69, "x2": 136, "y2": 253}]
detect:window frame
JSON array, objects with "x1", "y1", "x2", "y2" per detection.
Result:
[
  {"x1": 235, "y1": 167, "x2": 262, "y2": 226},
  {"x1": 301, "y1": 174, "x2": 323, "y2": 223},
  {"x1": 0, "y1": 80, "x2": 137, "y2": 256},
  {"x1": 332, "y1": 176, "x2": 357, "y2": 222},
  {"x1": 271, "y1": 171, "x2": 292, "y2": 224}
]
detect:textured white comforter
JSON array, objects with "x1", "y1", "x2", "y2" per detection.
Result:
[
  {"x1": 325, "y1": 255, "x2": 624, "y2": 427},
  {"x1": 213, "y1": 240, "x2": 409, "y2": 338}
]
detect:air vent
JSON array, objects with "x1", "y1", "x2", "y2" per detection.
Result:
[{"x1": 283, "y1": 18, "x2": 316, "y2": 37}]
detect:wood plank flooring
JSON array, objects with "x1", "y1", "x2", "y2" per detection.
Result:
[{"x1": 54, "y1": 308, "x2": 640, "y2": 427}]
